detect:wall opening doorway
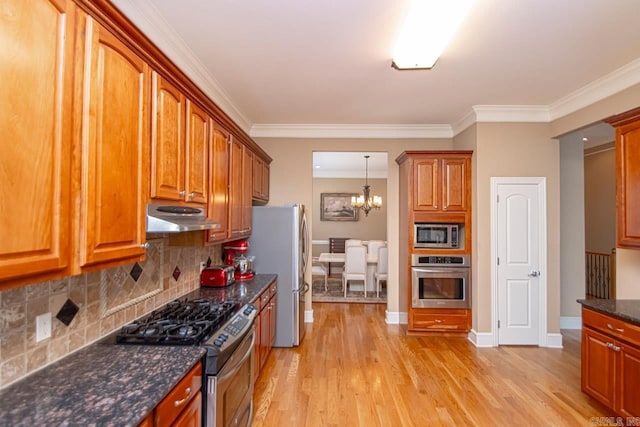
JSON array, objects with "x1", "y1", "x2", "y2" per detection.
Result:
[{"x1": 310, "y1": 151, "x2": 388, "y2": 304}]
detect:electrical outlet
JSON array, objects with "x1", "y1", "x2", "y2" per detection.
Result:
[
  {"x1": 36, "y1": 312, "x2": 52, "y2": 342},
  {"x1": 200, "y1": 262, "x2": 207, "y2": 273}
]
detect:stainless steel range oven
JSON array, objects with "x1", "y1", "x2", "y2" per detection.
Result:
[
  {"x1": 116, "y1": 299, "x2": 257, "y2": 427},
  {"x1": 411, "y1": 254, "x2": 470, "y2": 309}
]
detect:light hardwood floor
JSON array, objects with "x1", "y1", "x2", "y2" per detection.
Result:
[{"x1": 252, "y1": 303, "x2": 610, "y2": 426}]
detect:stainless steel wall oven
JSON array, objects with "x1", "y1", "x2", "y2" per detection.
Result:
[{"x1": 411, "y1": 254, "x2": 470, "y2": 309}]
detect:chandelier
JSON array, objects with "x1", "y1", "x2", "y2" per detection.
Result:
[{"x1": 351, "y1": 155, "x2": 382, "y2": 217}]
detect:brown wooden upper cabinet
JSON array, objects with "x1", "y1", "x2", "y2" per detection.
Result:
[
  {"x1": 206, "y1": 124, "x2": 231, "y2": 243},
  {"x1": 150, "y1": 73, "x2": 208, "y2": 205},
  {"x1": 413, "y1": 154, "x2": 470, "y2": 213},
  {"x1": 252, "y1": 155, "x2": 270, "y2": 203},
  {"x1": 229, "y1": 139, "x2": 252, "y2": 239},
  {"x1": 605, "y1": 107, "x2": 640, "y2": 249},
  {"x1": 77, "y1": 15, "x2": 149, "y2": 270},
  {"x1": 0, "y1": 0, "x2": 76, "y2": 285}
]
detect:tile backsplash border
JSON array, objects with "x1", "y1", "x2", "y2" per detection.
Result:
[{"x1": 0, "y1": 238, "x2": 221, "y2": 389}]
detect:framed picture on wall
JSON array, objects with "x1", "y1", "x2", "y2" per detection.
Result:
[{"x1": 320, "y1": 193, "x2": 359, "y2": 221}]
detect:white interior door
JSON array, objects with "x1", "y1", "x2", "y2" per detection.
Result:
[{"x1": 496, "y1": 181, "x2": 544, "y2": 345}]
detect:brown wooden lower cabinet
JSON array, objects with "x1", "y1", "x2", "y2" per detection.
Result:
[
  {"x1": 581, "y1": 307, "x2": 640, "y2": 417},
  {"x1": 139, "y1": 362, "x2": 202, "y2": 427},
  {"x1": 409, "y1": 308, "x2": 471, "y2": 333},
  {"x1": 252, "y1": 280, "x2": 278, "y2": 382}
]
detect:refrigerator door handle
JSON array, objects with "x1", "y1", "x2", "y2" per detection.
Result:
[{"x1": 292, "y1": 282, "x2": 310, "y2": 294}]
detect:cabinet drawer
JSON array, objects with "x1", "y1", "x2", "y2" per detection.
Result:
[
  {"x1": 155, "y1": 363, "x2": 202, "y2": 427},
  {"x1": 252, "y1": 294, "x2": 262, "y2": 311},
  {"x1": 583, "y1": 308, "x2": 640, "y2": 348},
  {"x1": 412, "y1": 310, "x2": 470, "y2": 331}
]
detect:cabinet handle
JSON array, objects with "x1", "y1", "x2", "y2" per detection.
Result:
[
  {"x1": 173, "y1": 387, "x2": 192, "y2": 407},
  {"x1": 179, "y1": 190, "x2": 186, "y2": 196},
  {"x1": 188, "y1": 192, "x2": 196, "y2": 198},
  {"x1": 435, "y1": 319, "x2": 443, "y2": 323},
  {"x1": 613, "y1": 345, "x2": 621, "y2": 352},
  {"x1": 606, "y1": 323, "x2": 624, "y2": 333},
  {"x1": 140, "y1": 242, "x2": 149, "y2": 249},
  {"x1": 606, "y1": 342, "x2": 613, "y2": 349}
]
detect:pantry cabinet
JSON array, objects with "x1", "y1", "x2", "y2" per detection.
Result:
[
  {"x1": 581, "y1": 307, "x2": 640, "y2": 417},
  {"x1": 0, "y1": 0, "x2": 75, "y2": 286},
  {"x1": 605, "y1": 107, "x2": 640, "y2": 248},
  {"x1": 76, "y1": 15, "x2": 149, "y2": 270},
  {"x1": 396, "y1": 151, "x2": 473, "y2": 335}
]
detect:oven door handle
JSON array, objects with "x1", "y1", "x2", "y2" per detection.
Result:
[{"x1": 217, "y1": 330, "x2": 256, "y2": 384}]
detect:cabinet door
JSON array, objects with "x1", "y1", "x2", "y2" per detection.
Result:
[
  {"x1": 442, "y1": 157, "x2": 468, "y2": 212},
  {"x1": 78, "y1": 17, "x2": 148, "y2": 268},
  {"x1": 150, "y1": 73, "x2": 185, "y2": 201},
  {"x1": 242, "y1": 149, "x2": 253, "y2": 233},
  {"x1": 0, "y1": 0, "x2": 75, "y2": 283},
  {"x1": 262, "y1": 161, "x2": 270, "y2": 201},
  {"x1": 616, "y1": 120, "x2": 640, "y2": 247},
  {"x1": 253, "y1": 307, "x2": 262, "y2": 383},
  {"x1": 260, "y1": 304, "x2": 270, "y2": 368},
  {"x1": 185, "y1": 100, "x2": 208, "y2": 204},
  {"x1": 229, "y1": 138, "x2": 244, "y2": 237},
  {"x1": 206, "y1": 125, "x2": 230, "y2": 243},
  {"x1": 618, "y1": 342, "x2": 640, "y2": 417},
  {"x1": 253, "y1": 155, "x2": 264, "y2": 199},
  {"x1": 172, "y1": 392, "x2": 202, "y2": 427},
  {"x1": 269, "y1": 293, "x2": 277, "y2": 348},
  {"x1": 582, "y1": 328, "x2": 616, "y2": 409},
  {"x1": 413, "y1": 157, "x2": 440, "y2": 211}
]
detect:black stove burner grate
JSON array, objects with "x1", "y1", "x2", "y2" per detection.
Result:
[{"x1": 116, "y1": 300, "x2": 238, "y2": 345}]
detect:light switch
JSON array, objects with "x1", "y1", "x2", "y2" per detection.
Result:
[{"x1": 36, "y1": 312, "x2": 52, "y2": 342}]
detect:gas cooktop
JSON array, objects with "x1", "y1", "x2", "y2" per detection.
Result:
[{"x1": 116, "y1": 299, "x2": 238, "y2": 345}]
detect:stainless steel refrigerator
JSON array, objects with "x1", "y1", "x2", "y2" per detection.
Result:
[{"x1": 249, "y1": 204, "x2": 309, "y2": 347}]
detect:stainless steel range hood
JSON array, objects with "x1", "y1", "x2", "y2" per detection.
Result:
[{"x1": 146, "y1": 204, "x2": 220, "y2": 233}]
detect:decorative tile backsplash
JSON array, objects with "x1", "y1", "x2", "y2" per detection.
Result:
[{"x1": 0, "y1": 237, "x2": 221, "y2": 389}]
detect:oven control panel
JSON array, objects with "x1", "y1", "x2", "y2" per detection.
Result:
[
  {"x1": 210, "y1": 303, "x2": 257, "y2": 349},
  {"x1": 412, "y1": 254, "x2": 470, "y2": 267}
]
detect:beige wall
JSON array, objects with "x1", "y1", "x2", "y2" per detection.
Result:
[
  {"x1": 472, "y1": 122, "x2": 561, "y2": 333},
  {"x1": 560, "y1": 133, "x2": 586, "y2": 318},
  {"x1": 312, "y1": 177, "x2": 387, "y2": 255},
  {"x1": 255, "y1": 138, "x2": 453, "y2": 315},
  {"x1": 584, "y1": 144, "x2": 616, "y2": 253}
]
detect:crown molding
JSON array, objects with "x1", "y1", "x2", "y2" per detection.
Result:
[
  {"x1": 473, "y1": 105, "x2": 551, "y2": 122},
  {"x1": 451, "y1": 109, "x2": 478, "y2": 136},
  {"x1": 549, "y1": 57, "x2": 640, "y2": 121},
  {"x1": 249, "y1": 124, "x2": 454, "y2": 139},
  {"x1": 110, "y1": 0, "x2": 253, "y2": 133}
]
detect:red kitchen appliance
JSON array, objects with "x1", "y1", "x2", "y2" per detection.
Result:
[
  {"x1": 223, "y1": 239, "x2": 255, "y2": 280},
  {"x1": 200, "y1": 265, "x2": 236, "y2": 287}
]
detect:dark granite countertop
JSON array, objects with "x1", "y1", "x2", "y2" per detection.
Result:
[
  {"x1": 577, "y1": 299, "x2": 640, "y2": 326},
  {"x1": 0, "y1": 274, "x2": 277, "y2": 427}
]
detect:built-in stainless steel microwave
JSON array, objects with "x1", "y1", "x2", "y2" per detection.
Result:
[{"x1": 414, "y1": 223, "x2": 459, "y2": 249}]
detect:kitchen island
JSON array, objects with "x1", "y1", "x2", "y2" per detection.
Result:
[
  {"x1": 578, "y1": 298, "x2": 640, "y2": 418},
  {"x1": 0, "y1": 274, "x2": 276, "y2": 427}
]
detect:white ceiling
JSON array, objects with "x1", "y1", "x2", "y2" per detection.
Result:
[
  {"x1": 313, "y1": 152, "x2": 388, "y2": 179},
  {"x1": 112, "y1": 0, "x2": 639, "y2": 141}
]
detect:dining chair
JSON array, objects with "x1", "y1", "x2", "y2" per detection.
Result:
[
  {"x1": 342, "y1": 246, "x2": 367, "y2": 297},
  {"x1": 366, "y1": 240, "x2": 386, "y2": 261},
  {"x1": 328, "y1": 237, "x2": 349, "y2": 276},
  {"x1": 374, "y1": 246, "x2": 388, "y2": 298},
  {"x1": 311, "y1": 257, "x2": 328, "y2": 291},
  {"x1": 345, "y1": 239, "x2": 363, "y2": 248}
]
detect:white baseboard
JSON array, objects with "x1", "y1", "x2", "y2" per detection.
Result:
[
  {"x1": 560, "y1": 316, "x2": 582, "y2": 330},
  {"x1": 545, "y1": 333, "x2": 563, "y2": 348},
  {"x1": 468, "y1": 329, "x2": 495, "y2": 347},
  {"x1": 304, "y1": 309, "x2": 314, "y2": 323},
  {"x1": 385, "y1": 311, "x2": 408, "y2": 325}
]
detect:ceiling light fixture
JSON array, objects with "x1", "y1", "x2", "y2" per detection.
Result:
[
  {"x1": 351, "y1": 155, "x2": 382, "y2": 217},
  {"x1": 391, "y1": 0, "x2": 473, "y2": 70}
]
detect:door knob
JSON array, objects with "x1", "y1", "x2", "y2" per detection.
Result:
[{"x1": 528, "y1": 271, "x2": 540, "y2": 277}]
